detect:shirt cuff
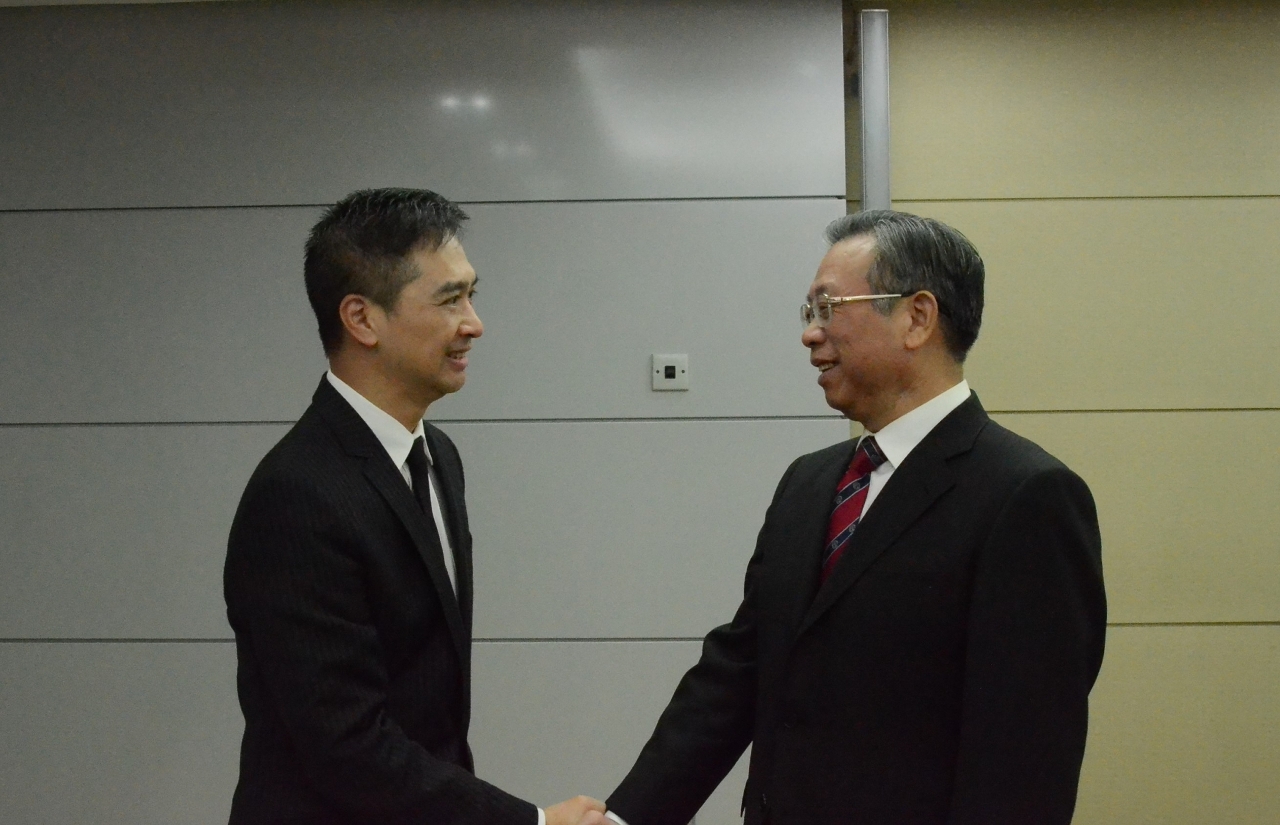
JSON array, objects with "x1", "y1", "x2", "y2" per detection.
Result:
[
  {"x1": 537, "y1": 808, "x2": 545, "y2": 825},
  {"x1": 605, "y1": 813, "x2": 629, "y2": 825}
]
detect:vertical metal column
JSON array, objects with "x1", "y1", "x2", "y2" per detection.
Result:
[{"x1": 859, "y1": 9, "x2": 891, "y2": 211}]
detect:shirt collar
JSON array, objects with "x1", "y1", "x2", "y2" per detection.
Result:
[
  {"x1": 326, "y1": 370, "x2": 428, "y2": 469},
  {"x1": 865, "y1": 379, "x2": 971, "y2": 470}
]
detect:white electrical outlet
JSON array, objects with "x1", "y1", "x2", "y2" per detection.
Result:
[{"x1": 651, "y1": 353, "x2": 689, "y2": 391}]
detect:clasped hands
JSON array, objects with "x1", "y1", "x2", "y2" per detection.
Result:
[{"x1": 544, "y1": 795, "x2": 616, "y2": 825}]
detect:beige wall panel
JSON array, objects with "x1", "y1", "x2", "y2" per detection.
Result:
[
  {"x1": 1075, "y1": 625, "x2": 1280, "y2": 824},
  {"x1": 993, "y1": 411, "x2": 1280, "y2": 624},
  {"x1": 895, "y1": 198, "x2": 1280, "y2": 411},
  {"x1": 882, "y1": 0, "x2": 1280, "y2": 199}
]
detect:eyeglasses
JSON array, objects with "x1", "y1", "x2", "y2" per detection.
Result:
[{"x1": 801, "y1": 293, "x2": 903, "y2": 328}]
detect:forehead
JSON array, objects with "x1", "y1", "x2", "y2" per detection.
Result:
[
  {"x1": 408, "y1": 236, "x2": 476, "y2": 289},
  {"x1": 811, "y1": 235, "x2": 876, "y2": 295}
]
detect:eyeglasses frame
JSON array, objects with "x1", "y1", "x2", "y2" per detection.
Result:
[{"x1": 801, "y1": 292, "x2": 904, "y2": 328}]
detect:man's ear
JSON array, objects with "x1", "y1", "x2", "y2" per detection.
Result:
[
  {"x1": 902, "y1": 290, "x2": 941, "y2": 352},
  {"x1": 338, "y1": 294, "x2": 381, "y2": 349}
]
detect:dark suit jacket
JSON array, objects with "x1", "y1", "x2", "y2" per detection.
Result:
[
  {"x1": 224, "y1": 379, "x2": 537, "y2": 825},
  {"x1": 608, "y1": 393, "x2": 1106, "y2": 825}
]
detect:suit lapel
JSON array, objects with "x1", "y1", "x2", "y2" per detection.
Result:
[
  {"x1": 361, "y1": 458, "x2": 470, "y2": 668},
  {"x1": 796, "y1": 394, "x2": 989, "y2": 638},
  {"x1": 313, "y1": 379, "x2": 470, "y2": 670},
  {"x1": 779, "y1": 439, "x2": 859, "y2": 636}
]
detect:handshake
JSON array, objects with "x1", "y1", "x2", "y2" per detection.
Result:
[{"x1": 545, "y1": 795, "x2": 618, "y2": 825}]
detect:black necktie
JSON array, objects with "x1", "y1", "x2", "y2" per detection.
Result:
[
  {"x1": 408, "y1": 436, "x2": 458, "y2": 599},
  {"x1": 406, "y1": 436, "x2": 434, "y2": 516}
]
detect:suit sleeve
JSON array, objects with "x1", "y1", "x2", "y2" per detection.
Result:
[
  {"x1": 948, "y1": 466, "x2": 1107, "y2": 825},
  {"x1": 225, "y1": 469, "x2": 537, "y2": 825},
  {"x1": 607, "y1": 461, "x2": 801, "y2": 825}
]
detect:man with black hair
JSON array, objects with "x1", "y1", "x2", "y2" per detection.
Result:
[
  {"x1": 592, "y1": 210, "x2": 1107, "y2": 825},
  {"x1": 225, "y1": 188, "x2": 603, "y2": 825}
]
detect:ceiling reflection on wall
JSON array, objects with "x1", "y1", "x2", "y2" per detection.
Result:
[{"x1": 574, "y1": 42, "x2": 839, "y2": 174}]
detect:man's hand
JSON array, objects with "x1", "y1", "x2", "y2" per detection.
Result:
[
  {"x1": 544, "y1": 795, "x2": 606, "y2": 825},
  {"x1": 575, "y1": 811, "x2": 612, "y2": 825}
]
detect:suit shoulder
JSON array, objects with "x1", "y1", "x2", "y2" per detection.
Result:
[
  {"x1": 424, "y1": 421, "x2": 460, "y2": 455},
  {"x1": 424, "y1": 420, "x2": 452, "y2": 440},
  {"x1": 237, "y1": 410, "x2": 347, "y2": 509},
  {"x1": 771, "y1": 437, "x2": 856, "y2": 489},
  {"x1": 972, "y1": 419, "x2": 1085, "y2": 488},
  {"x1": 796, "y1": 437, "x2": 858, "y2": 467}
]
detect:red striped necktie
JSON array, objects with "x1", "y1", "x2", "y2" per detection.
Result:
[{"x1": 820, "y1": 436, "x2": 888, "y2": 584}]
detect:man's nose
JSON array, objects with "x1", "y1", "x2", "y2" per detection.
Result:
[{"x1": 462, "y1": 303, "x2": 483, "y2": 337}]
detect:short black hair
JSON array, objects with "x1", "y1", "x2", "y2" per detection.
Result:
[
  {"x1": 824, "y1": 210, "x2": 984, "y2": 362},
  {"x1": 304, "y1": 188, "x2": 469, "y2": 354}
]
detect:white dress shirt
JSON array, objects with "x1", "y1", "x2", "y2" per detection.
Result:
[
  {"x1": 859, "y1": 379, "x2": 971, "y2": 519},
  {"x1": 603, "y1": 380, "x2": 972, "y2": 825},
  {"x1": 326, "y1": 371, "x2": 457, "y2": 594}
]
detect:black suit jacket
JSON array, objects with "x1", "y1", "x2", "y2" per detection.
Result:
[
  {"x1": 608, "y1": 394, "x2": 1106, "y2": 825},
  {"x1": 224, "y1": 379, "x2": 537, "y2": 825}
]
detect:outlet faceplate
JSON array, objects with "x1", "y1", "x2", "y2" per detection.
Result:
[{"x1": 651, "y1": 353, "x2": 689, "y2": 391}]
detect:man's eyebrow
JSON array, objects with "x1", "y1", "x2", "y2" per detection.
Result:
[{"x1": 432, "y1": 277, "x2": 477, "y2": 299}]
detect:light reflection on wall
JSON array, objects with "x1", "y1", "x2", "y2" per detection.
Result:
[
  {"x1": 574, "y1": 44, "x2": 840, "y2": 173},
  {"x1": 439, "y1": 94, "x2": 492, "y2": 113}
]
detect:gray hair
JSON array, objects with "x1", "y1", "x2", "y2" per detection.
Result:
[{"x1": 824, "y1": 210, "x2": 984, "y2": 361}]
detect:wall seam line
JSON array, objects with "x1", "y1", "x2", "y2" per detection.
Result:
[
  {"x1": 3, "y1": 408, "x2": 1275, "y2": 429},
  {"x1": 0, "y1": 416, "x2": 850, "y2": 428},
  {"x1": 0, "y1": 194, "x2": 848, "y2": 215},
  {"x1": 4, "y1": 623, "x2": 1278, "y2": 643},
  {"x1": 863, "y1": 194, "x2": 1280, "y2": 204}
]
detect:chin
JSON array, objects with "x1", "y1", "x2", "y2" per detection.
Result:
[
  {"x1": 821, "y1": 388, "x2": 849, "y2": 412},
  {"x1": 824, "y1": 396, "x2": 863, "y2": 424},
  {"x1": 436, "y1": 377, "x2": 467, "y2": 396}
]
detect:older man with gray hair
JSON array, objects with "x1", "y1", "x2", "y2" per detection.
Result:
[{"x1": 594, "y1": 210, "x2": 1107, "y2": 825}]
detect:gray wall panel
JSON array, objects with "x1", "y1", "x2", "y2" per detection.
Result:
[
  {"x1": 472, "y1": 640, "x2": 750, "y2": 824},
  {"x1": 2, "y1": 2, "x2": 848, "y2": 817},
  {"x1": 0, "y1": 424, "x2": 286, "y2": 638},
  {"x1": 445, "y1": 418, "x2": 850, "y2": 639},
  {"x1": 0, "y1": 208, "x2": 326, "y2": 424},
  {"x1": 0, "y1": 0, "x2": 844, "y2": 210},
  {"x1": 1, "y1": 199, "x2": 845, "y2": 423},
  {"x1": 1, "y1": 418, "x2": 846, "y2": 639},
  {"x1": 0, "y1": 642, "x2": 240, "y2": 824},
  {"x1": 433, "y1": 199, "x2": 846, "y2": 421}
]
